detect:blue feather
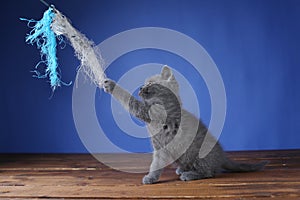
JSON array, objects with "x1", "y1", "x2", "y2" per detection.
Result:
[{"x1": 20, "y1": 7, "x2": 67, "y2": 91}]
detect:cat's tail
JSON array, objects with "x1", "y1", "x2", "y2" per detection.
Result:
[{"x1": 222, "y1": 158, "x2": 269, "y2": 172}]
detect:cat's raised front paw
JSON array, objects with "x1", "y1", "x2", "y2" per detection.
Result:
[
  {"x1": 142, "y1": 175, "x2": 158, "y2": 184},
  {"x1": 103, "y1": 79, "x2": 116, "y2": 94}
]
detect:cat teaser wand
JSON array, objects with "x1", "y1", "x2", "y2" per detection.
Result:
[{"x1": 20, "y1": 4, "x2": 106, "y2": 91}]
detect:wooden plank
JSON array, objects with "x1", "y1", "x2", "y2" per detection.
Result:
[{"x1": 0, "y1": 150, "x2": 299, "y2": 199}]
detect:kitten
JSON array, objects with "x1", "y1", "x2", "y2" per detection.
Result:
[{"x1": 103, "y1": 65, "x2": 268, "y2": 184}]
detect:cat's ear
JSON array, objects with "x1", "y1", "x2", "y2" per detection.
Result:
[{"x1": 161, "y1": 65, "x2": 173, "y2": 80}]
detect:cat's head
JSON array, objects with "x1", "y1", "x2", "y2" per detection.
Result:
[{"x1": 139, "y1": 65, "x2": 181, "y2": 103}]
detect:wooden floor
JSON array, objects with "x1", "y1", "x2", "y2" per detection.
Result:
[{"x1": 0, "y1": 150, "x2": 299, "y2": 199}]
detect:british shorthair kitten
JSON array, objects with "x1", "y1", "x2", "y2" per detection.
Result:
[{"x1": 103, "y1": 65, "x2": 268, "y2": 184}]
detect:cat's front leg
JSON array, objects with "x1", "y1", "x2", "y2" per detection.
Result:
[
  {"x1": 103, "y1": 79, "x2": 132, "y2": 110},
  {"x1": 143, "y1": 169, "x2": 162, "y2": 184},
  {"x1": 103, "y1": 79, "x2": 150, "y2": 123},
  {"x1": 143, "y1": 151, "x2": 168, "y2": 184}
]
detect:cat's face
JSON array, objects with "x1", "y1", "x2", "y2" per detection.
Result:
[
  {"x1": 138, "y1": 83, "x2": 168, "y2": 101},
  {"x1": 139, "y1": 66, "x2": 180, "y2": 103}
]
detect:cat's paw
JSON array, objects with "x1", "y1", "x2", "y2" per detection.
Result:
[
  {"x1": 175, "y1": 167, "x2": 183, "y2": 175},
  {"x1": 142, "y1": 175, "x2": 158, "y2": 184},
  {"x1": 180, "y1": 171, "x2": 202, "y2": 181},
  {"x1": 103, "y1": 79, "x2": 116, "y2": 94}
]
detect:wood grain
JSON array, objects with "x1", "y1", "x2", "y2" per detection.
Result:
[{"x1": 0, "y1": 150, "x2": 299, "y2": 199}]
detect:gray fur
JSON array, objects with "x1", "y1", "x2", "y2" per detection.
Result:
[{"x1": 103, "y1": 65, "x2": 268, "y2": 184}]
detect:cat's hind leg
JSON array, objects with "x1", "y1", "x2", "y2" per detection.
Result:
[
  {"x1": 175, "y1": 167, "x2": 184, "y2": 175},
  {"x1": 180, "y1": 171, "x2": 201, "y2": 181},
  {"x1": 180, "y1": 171, "x2": 212, "y2": 181}
]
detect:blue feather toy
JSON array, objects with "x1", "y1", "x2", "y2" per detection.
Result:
[{"x1": 21, "y1": 5, "x2": 106, "y2": 91}]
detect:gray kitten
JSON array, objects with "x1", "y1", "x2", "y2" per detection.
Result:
[{"x1": 103, "y1": 65, "x2": 268, "y2": 184}]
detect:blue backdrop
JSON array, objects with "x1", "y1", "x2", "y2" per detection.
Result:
[{"x1": 0, "y1": 0, "x2": 299, "y2": 153}]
